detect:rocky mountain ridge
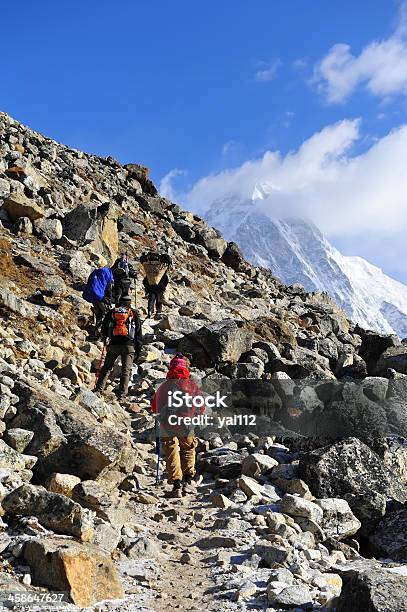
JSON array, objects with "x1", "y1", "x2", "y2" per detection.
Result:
[{"x1": 0, "y1": 112, "x2": 406, "y2": 611}]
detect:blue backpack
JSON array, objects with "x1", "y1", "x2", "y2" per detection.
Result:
[{"x1": 83, "y1": 267, "x2": 113, "y2": 304}]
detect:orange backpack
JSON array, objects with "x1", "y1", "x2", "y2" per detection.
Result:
[{"x1": 111, "y1": 307, "x2": 135, "y2": 338}]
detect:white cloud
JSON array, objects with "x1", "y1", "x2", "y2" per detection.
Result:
[
  {"x1": 255, "y1": 58, "x2": 282, "y2": 82},
  {"x1": 159, "y1": 168, "x2": 186, "y2": 200},
  {"x1": 314, "y1": 1, "x2": 407, "y2": 103},
  {"x1": 180, "y1": 120, "x2": 407, "y2": 250}
]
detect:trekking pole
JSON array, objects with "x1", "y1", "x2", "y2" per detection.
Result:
[{"x1": 155, "y1": 415, "x2": 161, "y2": 486}]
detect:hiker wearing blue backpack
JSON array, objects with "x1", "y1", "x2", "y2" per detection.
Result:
[{"x1": 82, "y1": 266, "x2": 114, "y2": 336}]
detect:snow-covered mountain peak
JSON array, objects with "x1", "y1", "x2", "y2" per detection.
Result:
[{"x1": 203, "y1": 196, "x2": 407, "y2": 337}]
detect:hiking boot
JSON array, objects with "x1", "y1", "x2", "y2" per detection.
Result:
[
  {"x1": 114, "y1": 389, "x2": 126, "y2": 401},
  {"x1": 165, "y1": 480, "x2": 182, "y2": 498},
  {"x1": 182, "y1": 477, "x2": 197, "y2": 496}
]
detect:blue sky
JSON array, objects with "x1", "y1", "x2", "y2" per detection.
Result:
[{"x1": 2, "y1": 0, "x2": 407, "y2": 281}]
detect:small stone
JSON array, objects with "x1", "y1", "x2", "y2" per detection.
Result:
[
  {"x1": 278, "y1": 494, "x2": 323, "y2": 524},
  {"x1": 238, "y1": 475, "x2": 266, "y2": 498},
  {"x1": 267, "y1": 583, "x2": 313, "y2": 607},
  {"x1": 180, "y1": 552, "x2": 195, "y2": 565},
  {"x1": 256, "y1": 543, "x2": 295, "y2": 567},
  {"x1": 126, "y1": 537, "x2": 161, "y2": 559},
  {"x1": 304, "y1": 549, "x2": 322, "y2": 561},
  {"x1": 133, "y1": 492, "x2": 159, "y2": 504},
  {"x1": 312, "y1": 572, "x2": 342, "y2": 591},
  {"x1": 4, "y1": 428, "x2": 34, "y2": 453},
  {"x1": 211, "y1": 494, "x2": 233, "y2": 509},
  {"x1": 194, "y1": 536, "x2": 238, "y2": 550},
  {"x1": 46, "y1": 473, "x2": 82, "y2": 498},
  {"x1": 267, "y1": 568, "x2": 295, "y2": 585},
  {"x1": 275, "y1": 478, "x2": 313, "y2": 499},
  {"x1": 233, "y1": 582, "x2": 256, "y2": 601},
  {"x1": 242, "y1": 453, "x2": 278, "y2": 478},
  {"x1": 34, "y1": 217, "x2": 63, "y2": 241}
]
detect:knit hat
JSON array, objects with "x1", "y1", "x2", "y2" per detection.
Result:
[
  {"x1": 167, "y1": 354, "x2": 190, "y2": 380},
  {"x1": 118, "y1": 296, "x2": 132, "y2": 306},
  {"x1": 169, "y1": 354, "x2": 187, "y2": 369}
]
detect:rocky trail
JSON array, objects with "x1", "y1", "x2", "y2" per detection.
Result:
[{"x1": 0, "y1": 112, "x2": 407, "y2": 611}]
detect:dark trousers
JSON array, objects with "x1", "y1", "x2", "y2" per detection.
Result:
[
  {"x1": 147, "y1": 289, "x2": 164, "y2": 316},
  {"x1": 96, "y1": 344, "x2": 135, "y2": 395},
  {"x1": 93, "y1": 301, "x2": 108, "y2": 329}
]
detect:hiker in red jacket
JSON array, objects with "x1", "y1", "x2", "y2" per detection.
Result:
[{"x1": 152, "y1": 354, "x2": 202, "y2": 498}]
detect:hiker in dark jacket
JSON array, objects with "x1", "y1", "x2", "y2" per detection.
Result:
[
  {"x1": 142, "y1": 273, "x2": 169, "y2": 318},
  {"x1": 95, "y1": 296, "x2": 142, "y2": 400},
  {"x1": 140, "y1": 251, "x2": 172, "y2": 318},
  {"x1": 111, "y1": 255, "x2": 137, "y2": 304}
]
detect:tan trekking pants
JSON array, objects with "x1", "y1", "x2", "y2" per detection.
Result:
[{"x1": 162, "y1": 436, "x2": 197, "y2": 483}]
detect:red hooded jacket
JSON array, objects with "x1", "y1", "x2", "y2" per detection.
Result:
[{"x1": 151, "y1": 361, "x2": 203, "y2": 417}]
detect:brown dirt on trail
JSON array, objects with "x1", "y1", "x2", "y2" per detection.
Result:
[
  {"x1": 0, "y1": 238, "x2": 44, "y2": 294},
  {"x1": 142, "y1": 484, "x2": 233, "y2": 612}
]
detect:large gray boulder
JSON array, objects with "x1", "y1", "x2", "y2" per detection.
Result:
[
  {"x1": 267, "y1": 348, "x2": 332, "y2": 379},
  {"x1": 194, "y1": 226, "x2": 227, "y2": 259},
  {"x1": 356, "y1": 328, "x2": 400, "y2": 375},
  {"x1": 221, "y1": 241, "x2": 248, "y2": 272},
  {"x1": 172, "y1": 220, "x2": 196, "y2": 242},
  {"x1": 312, "y1": 380, "x2": 394, "y2": 440},
  {"x1": 315, "y1": 498, "x2": 361, "y2": 539},
  {"x1": 369, "y1": 509, "x2": 407, "y2": 561},
  {"x1": 117, "y1": 214, "x2": 144, "y2": 236},
  {"x1": 198, "y1": 448, "x2": 244, "y2": 479},
  {"x1": 376, "y1": 345, "x2": 407, "y2": 375},
  {"x1": 2, "y1": 484, "x2": 94, "y2": 541},
  {"x1": 62, "y1": 203, "x2": 100, "y2": 243},
  {"x1": 299, "y1": 437, "x2": 407, "y2": 535},
  {"x1": 278, "y1": 494, "x2": 323, "y2": 524},
  {"x1": 24, "y1": 537, "x2": 123, "y2": 607},
  {"x1": 10, "y1": 383, "x2": 135, "y2": 489},
  {"x1": 178, "y1": 319, "x2": 252, "y2": 368},
  {"x1": 337, "y1": 567, "x2": 407, "y2": 612},
  {"x1": 62, "y1": 202, "x2": 118, "y2": 261}
]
